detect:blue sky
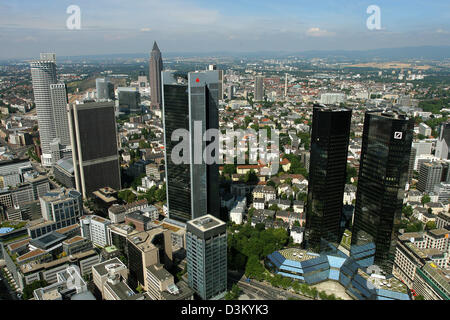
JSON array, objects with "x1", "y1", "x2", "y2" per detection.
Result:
[{"x1": 0, "y1": 0, "x2": 449, "y2": 59}]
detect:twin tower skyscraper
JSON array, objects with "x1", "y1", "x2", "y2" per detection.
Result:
[
  {"x1": 304, "y1": 105, "x2": 414, "y2": 274},
  {"x1": 151, "y1": 42, "x2": 221, "y2": 223}
]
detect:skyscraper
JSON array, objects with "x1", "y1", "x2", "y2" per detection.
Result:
[
  {"x1": 30, "y1": 53, "x2": 57, "y2": 166},
  {"x1": 208, "y1": 64, "x2": 224, "y2": 100},
  {"x1": 255, "y1": 76, "x2": 264, "y2": 101},
  {"x1": 186, "y1": 215, "x2": 227, "y2": 300},
  {"x1": 417, "y1": 161, "x2": 443, "y2": 193},
  {"x1": 118, "y1": 87, "x2": 141, "y2": 114},
  {"x1": 40, "y1": 188, "x2": 83, "y2": 229},
  {"x1": 96, "y1": 77, "x2": 114, "y2": 100},
  {"x1": 68, "y1": 101, "x2": 121, "y2": 198},
  {"x1": 162, "y1": 70, "x2": 220, "y2": 223},
  {"x1": 149, "y1": 41, "x2": 163, "y2": 109},
  {"x1": 351, "y1": 111, "x2": 414, "y2": 274},
  {"x1": 304, "y1": 105, "x2": 352, "y2": 253},
  {"x1": 49, "y1": 83, "x2": 71, "y2": 147},
  {"x1": 436, "y1": 122, "x2": 450, "y2": 160}
]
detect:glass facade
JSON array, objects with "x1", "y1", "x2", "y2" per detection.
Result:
[
  {"x1": 162, "y1": 79, "x2": 192, "y2": 223},
  {"x1": 304, "y1": 106, "x2": 352, "y2": 253},
  {"x1": 266, "y1": 248, "x2": 410, "y2": 300},
  {"x1": 118, "y1": 88, "x2": 141, "y2": 114},
  {"x1": 186, "y1": 219, "x2": 227, "y2": 300},
  {"x1": 351, "y1": 111, "x2": 414, "y2": 274},
  {"x1": 127, "y1": 241, "x2": 144, "y2": 291},
  {"x1": 162, "y1": 71, "x2": 220, "y2": 223}
]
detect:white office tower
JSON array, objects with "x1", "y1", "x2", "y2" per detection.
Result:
[
  {"x1": 436, "y1": 122, "x2": 450, "y2": 160},
  {"x1": 320, "y1": 93, "x2": 347, "y2": 105},
  {"x1": 284, "y1": 73, "x2": 288, "y2": 98},
  {"x1": 50, "y1": 83, "x2": 71, "y2": 146},
  {"x1": 30, "y1": 53, "x2": 57, "y2": 166},
  {"x1": 30, "y1": 53, "x2": 69, "y2": 166}
]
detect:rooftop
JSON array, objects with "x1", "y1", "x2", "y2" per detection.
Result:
[
  {"x1": 63, "y1": 236, "x2": 86, "y2": 245},
  {"x1": 29, "y1": 231, "x2": 67, "y2": 250},
  {"x1": 21, "y1": 249, "x2": 97, "y2": 274},
  {"x1": 104, "y1": 280, "x2": 148, "y2": 300},
  {"x1": 188, "y1": 214, "x2": 225, "y2": 232},
  {"x1": 16, "y1": 248, "x2": 46, "y2": 263},
  {"x1": 359, "y1": 270, "x2": 408, "y2": 294},
  {"x1": 92, "y1": 257, "x2": 126, "y2": 277},
  {"x1": 278, "y1": 247, "x2": 320, "y2": 263},
  {"x1": 147, "y1": 264, "x2": 173, "y2": 282},
  {"x1": 40, "y1": 188, "x2": 81, "y2": 203}
]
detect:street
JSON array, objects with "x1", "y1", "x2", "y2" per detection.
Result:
[{"x1": 228, "y1": 272, "x2": 313, "y2": 300}]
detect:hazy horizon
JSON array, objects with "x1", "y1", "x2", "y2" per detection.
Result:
[{"x1": 1, "y1": 0, "x2": 450, "y2": 60}]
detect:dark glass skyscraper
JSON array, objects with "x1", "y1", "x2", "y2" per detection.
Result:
[
  {"x1": 162, "y1": 70, "x2": 220, "y2": 223},
  {"x1": 351, "y1": 111, "x2": 414, "y2": 274},
  {"x1": 150, "y1": 41, "x2": 163, "y2": 109},
  {"x1": 304, "y1": 105, "x2": 352, "y2": 253},
  {"x1": 68, "y1": 101, "x2": 121, "y2": 198}
]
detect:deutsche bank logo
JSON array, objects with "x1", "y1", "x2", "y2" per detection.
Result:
[{"x1": 394, "y1": 132, "x2": 403, "y2": 140}]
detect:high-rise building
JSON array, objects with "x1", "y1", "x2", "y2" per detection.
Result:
[
  {"x1": 320, "y1": 93, "x2": 347, "y2": 105},
  {"x1": 118, "y1": 87, "x2": 141, "y2": 114},
  {"x1": 149, "y1": 41, "x2": 163, "y2": 108},
  {"x1": 126, "y1": 228, "x2": 173, "y2": 292},
  {"x1": 39, "y1": 188, "x2": 83, "y2": 229},
  {"x1": 50, "y1": 83, "x2": 71, "y2": 147},
  {"x1": 417, "y1": 161, "x2": 443, "y2": 193},
  {"x1": 227, "y1": 85, "x2": 235, "y2": 100},
  {"x1": 80, "y1": 215, "x2": 112, "y2": 247},
  {"x1": 96, "y1": 77, "x2": 114, "y2": 100},
  {"x1": 418, "y1": 123, "x2": 432, "y2": 137},
  {"x1": 137, "y1": 71, "x2": 148, "y2": 88},
  {"x1": 208, "y1": 64, "x2": 224, "y2": 100},
  {"x1": 186, "y1": 215, "x2": 227, "y2": 300},
  {"x1": 351, "y1": 111, "x2": 414, "y2": 274},
  {"x1": 255, "y1": 76, "x2": 264, "y2": 101},
  {"x1": 30, "y1": 53, "x2": 58, "y2": 166},
  {"x1": 304, "y1": 105, "x2": 352, "y2": 253},
  {"x1": 436, "y1": 122, "x2": 450, "y2": 160},
  {"x1": 408, "y1": 146, "x2": 416, "y2": 184},
  {"x1": 68, "y1": 101, "x2": 121, "y2": 198},
  {"x1": 162, "y1": 70, "x2": 220, "y2": 223}
]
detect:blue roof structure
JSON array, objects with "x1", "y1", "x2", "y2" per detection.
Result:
[
  {"x1": 0, "y1": 227, "x2": 14, "y2": 234},
  {"x1": 266, "y1": 247, "x2": 411, "y2": 300}
]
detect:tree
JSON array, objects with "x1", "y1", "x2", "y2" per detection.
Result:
[
  {"x1": 421, "y1": 195, "x2": 431, "y2": 205},
  {"x1": 425, "y1": 221, "x2": 437, "y2": 231},
  {"x1": 118, "y1": 189, "x2": 136, "y2": 203},
  {"x1": 243, "y1": 170, "x2": 258, "y2": 184},
  {"x1": 224, "y1": 284, "x2": 242, "y2": 300},
  {"x1": 23, "y1": 280, "x2": 48, "y2": 300},
  {"x1": 131, "y1": 173, "x2": 146, "y2": 190},
  {"x1": 266, "y1": 180, "x2": 276, "y2": 188},
  {"x1": 346, "y1": 165, "x2": 357, "y2": 184},
  {"x1": 402, "y1": 205, "x2": 413, "y2": 219},
  {"x1": 268, "y1": 204, "x2": 280, "y2": 211},
  {"x1": 245, "y1": 255, "x2": 265, "y2": 280},
  {"x1": 223, "y1": 164, "x2": 236, "y2": 175}
]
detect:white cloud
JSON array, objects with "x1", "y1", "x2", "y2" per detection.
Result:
[
  {"x1": 436, "y1": 28, "x2": 450, "y2": 34},
  {"x1": 306, "y1": 27, "x2": 335, "y2": 37}
]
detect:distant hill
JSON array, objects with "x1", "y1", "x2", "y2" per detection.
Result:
[{"x1": 5, "y1": 46, "x2": 450, "y2": 63}]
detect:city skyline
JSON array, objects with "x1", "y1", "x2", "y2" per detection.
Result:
[{"x1": 0, "y1": 3, "x2": 449, "y2": 303}]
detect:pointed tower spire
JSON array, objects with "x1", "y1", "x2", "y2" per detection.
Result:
[
  {"x1": 150, "y1": 41, "x2": 163, "y2": 108},
  {"x1": 152, "y1": 41, "x2": 160, "y2": 52}
]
